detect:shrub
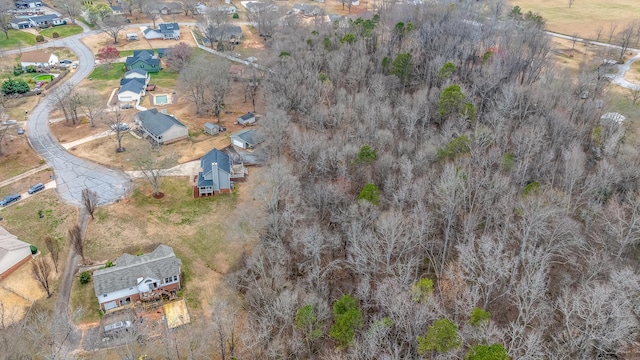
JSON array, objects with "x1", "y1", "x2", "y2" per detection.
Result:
[
  {"x1": 13, "y1": 65, "x2": 23, "y2": 76},
  {"x1": 52, "y1": 32, "x2": 59, "y2": 38},
  {"x1": 417, "y1": 318, "x2": 461, "y2": 354},
  {"x1": 105, "y1": 261, "x2": 114, "y2": 268},
  {"x1": 329, "y1": 295, "x2": 362, "y2": 348},
  {"x1": 30, "y1": 245, "x2": 38, "y2": 254},
  {"x1": 35, "y1": 35, "x2": 44, "y2": 42},
  {"x1": 358, "y1": 183, "x2": 380, "y2": 205},
  {"x1": 356, "y1": 145, "x2": 377, "y2": 164},
  {"x1": 469, "y1": 307, "x2": 491, "y2": 327},
  {"x1": 1, "y1": 79, "x2": 30, "y2": 95},
  {"x1": 25, "y1": 65, "x2": 37, "y2": 73},
  {"x1": 80, "y1": 271, "x2": 91, "y2": 284},
  {"x1": 232, "y1": 12, "x2": 239, "y2": 19}
]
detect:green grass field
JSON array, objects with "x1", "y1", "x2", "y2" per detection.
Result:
[
  {"x1": 150, "y1": 70, "x2": 179, "y2": 87},
  {"x1": 0, "y1": 30, "x2": 36, "y2": 49},
  {"x1": 89, "y1": 62, "x2": 126, "y2": 80},
  {"x1": 39, "y1": 25, "x2": 83, "y2": 39},
  {"x1": 511, "y1": 0, "x2": 640, "y2": 40}
]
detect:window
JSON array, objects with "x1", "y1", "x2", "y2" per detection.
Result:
[
  {"x1": 174, "y1": 275, "x2": 178, "y2": 281},
  {"x1": 103, "y1": 294, "x2": 108, "y2": 297},
  {"x1": 145, "y1": 279, "x2": 152, "y2": 283}
]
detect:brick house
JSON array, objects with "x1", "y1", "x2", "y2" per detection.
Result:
[
  {"x1": 0, "y1": 227, "x2": 33, "y2": 281},
  {"x1": 93, "y1": 245, "x2": 182, "y2": 311}
]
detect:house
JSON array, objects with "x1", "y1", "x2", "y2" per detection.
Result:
[
  {"x1": 243, "y1": 1, "x2": 277, "y2": 13},
  {"x1": 230, "y1": 128, "x2": 263, "y2": 149},
  {"x1": 237, "y1": 112, "x2": 256, "y2": 126},
  {"x1": 156, "y1": 2, "x2": 182, "y2": 15},
  {"x1": 126, "y1": 33, "x2": 138, "y2": 41},
  {"x1": 205, "y1": 25, "x2": 243, "y2": 43},
  {"x1": 292, "y1": 3, "x2": 321, "y2": 16},
  {"x1": 143, "y1": 23, "x2": 181, "y2": 40},
  {"x1": 135, "y1": 108, "x2": 188, "y2": 144},
  {"x1": 125, "y1": 51, "x2": 161, "y2": 73},
  {"x1": 28, "y1": 14, "x2": 63, "y2": 28},
  {"x1": 110, "y1": 5, "x2": 125, "y2": 14},
  {"x1": 15, "y1": 0, "x2": 42, "y2": 8},
  {"x1": 124, "y1": 68, "x2": 150, "y2": 84},
  {"x1": 117, "y1": 78, "x2": 146, "y2": 102},
  {"x1": 93, "y1": 244, "x2": 182, "y2": 311},
  {"x1": 10, "y1": 18, "x2": 30, "y2": 29},
  {"x1": 217, "y1": 5, "x2": 237, "y2": 14},
  {"x1": 204, "y1": 122, "x2": 220, "y2": 135},
  {"x1": 196, "y1": 148, "x2": 247, "y2": 196},
  {"x1": 0, "y1": 227, "x2": 33, "y2": 281},
  {"x1": 20, "y1": 50, "x2": 58, "y2": 69}
]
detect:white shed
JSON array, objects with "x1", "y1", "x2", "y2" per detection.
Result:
[
  {"x1": 237, "y1": 112, "x2": 256, "y2": 126},
  {"x1": 0, "y1": 227, "x2": 33, "y2": 281}
]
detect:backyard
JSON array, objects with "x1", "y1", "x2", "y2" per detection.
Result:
[
  {"x1": 0, "y1": 30, "x2": 36, "y2": 49},
  {"x1": 39, "y1": 25, "x2": 83, "y2": 39}
]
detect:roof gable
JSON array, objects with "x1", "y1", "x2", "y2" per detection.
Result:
[
  {"x1": 137, "y1": 108, "x2": 186, "y2": 136},
  {"x1": 200, "y1": 148, "x2": 231, "y2": 175},
  {"x1": 232, "y1": 128, "x2": 262, "y2": 146},
  {"x1": 119, "y1": 79, "x2": 145, "y2": 94},
  {"x1": 20, "y1": 50, "x2": 53, "y2": 63},
  {"x1": 125, "y1": 68, "x2": 149, "y2": 78}
]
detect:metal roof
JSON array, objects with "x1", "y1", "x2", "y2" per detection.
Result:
[{"x1": 136, "y1": 108, "x2": 186, "y2": 137}]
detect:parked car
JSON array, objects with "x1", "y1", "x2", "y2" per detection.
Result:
[
  {"x1": 120, "y1": 104, "x2": 134, "y2": 110},
  {"x1": 72, "y1": 63, "x2": 78, "y2": 69},
  {"x1": 28, "y1": 183, "x2": 45, "y2": 194},
  {"x1": 17, "y1": 127, "x2": 24, "y2": 135},
  {"x1": 104, "y1": 320, "x2": 132, "y2": 334},
  {"x1": 110, "y1": 123, "x2": 129, "y2": 131},
  {"x1": 60, "y1": 59, "x2": 73, "y2": 64},
  {"x1": 0, "y1": 194, "x2": 21, "y2": 207}
]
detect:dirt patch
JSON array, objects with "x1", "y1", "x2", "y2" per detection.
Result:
[
  {"x1": 0, "y1": 129, "x2": 44, "y2": 183},
  {"x1": 80, "y1": 26, "x2": 198, "y2": 55},
  {"x1": 0, "y1": 256, "x2": 52, "y2": 326},
  {"x1": 624, "y1": 59, "x2": 640, "y2": 84}
]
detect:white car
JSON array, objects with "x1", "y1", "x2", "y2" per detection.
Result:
[{"x1": 110, "y1": 123, "x2": 129, "y2": 131}]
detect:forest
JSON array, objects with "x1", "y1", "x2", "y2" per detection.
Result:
[
  {"x1": 3, "y1": 0, "x2": 640, "y2": 359},
  {"x1": 231, "y1": 1, "x2": 640, "y2": 359}
]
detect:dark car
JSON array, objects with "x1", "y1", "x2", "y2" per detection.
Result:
[
  {"x1": 60, "y1": 59, "x2": 73, "y2": 64},
  {"x1": 17, "y1": 127, "x2": 24, "y2": 135},
  {"x1": 120, "y1": 104, "x2": 134, "y2": 110},
  {"x1": 0, "y1": 194, "x2": 21, "y2": 207},
  {"x1": 28, "y1": 183, "x2": 45, "y2": 194}
]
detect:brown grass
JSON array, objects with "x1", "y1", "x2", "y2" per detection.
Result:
[{"x1": 511, "y1": 0, "x2": 640, "y2": 40}]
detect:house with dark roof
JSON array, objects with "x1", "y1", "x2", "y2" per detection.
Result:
[
  {"x1": 135, "y1": 108, "x2": 188, "y2": 144},
  {"x1": 203, "y1": 25, "x2": 243, "y2": 43},
  {"x1": 118, "y1": 78, "x2": 146, "y2": 102},
  {"x1": 124, "y1": 68, "x2": 150, "y2": 84},
  {"x1": 147, "y1": 2, "x2": 182, "y2": 15},
  {"x1": 20, "y1": 50, "x2": 58, "y2": 69},
  {"x1": 230, "y1": 128, "x2": 263, "y2": 149},
  {"x1": 125, "y1": 51, "x2": 161, "y2": 73},
  {"x1": 10, "y1": 18, "x2": 31, "y2": 29},
  {"x1": 93, "y1": 244, "x2": 182, "y2": 311},
  {"x1": 0, "y1": 227, "x2": 33, "y2": 281},
  {"x1": 28, "y1": 14, "x2": 64, "y2": 28},
  {"x1": 156, "y1": 48, "x2": 169, "y2": 58},
  {"x1": 143, "y1": 23, "x2": 181, "y2": 40},
  {"x1": 237, "y1": 112, "x2": 256, "y2": 126},
  {"x1": 110, "y1": 5, "x2": 124, "y2": 14},
  {"x1": 15, "y1": 0, "x2": 42, "y2": 8},
  {"x1": 196, "y1": 148, "x2": 247, "y2": 196},
  {"x1": 292, "y1": 3, "x2": 321, "y2": 16}
]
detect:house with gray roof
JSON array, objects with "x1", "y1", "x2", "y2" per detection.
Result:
[
  {"x1": 28, "y1": 14, "x2": 64, "y2": 28},
  {"x1": 204, "y1": 25, "x2": 243, "y2": 43},
  {"x1": 0, "y1": 227, "x2": 33, "y2": 281},
  {"x1": 10, "y1": 18, "x2": 31, "y2": 29},
  {"x1": 230, "y1": 128, "x2": 263, "y2": 149},
  {"x1": 118, "y1": 78, "x2": 146, "y2": 102},
  {"x1": 93, "y1": 244, "x2": 182, "y2": 311},
  {"x1": 135, "y1": 108, "x2": 188, "y2": 144},
  {"x1": 196, "y1": 148, "x2": 246, "y2": 196},
  {"x1": 143, "y1": 22, "x2": 181, "y2": 40},
  {"x1": 292, "y1": 3, "x2": 321, "y2": 16},
  {"x1": 124, "y1": 68, "x2": 150, "y2": 84},
  {"x1": 237, "y1": 112, "x2": 256, "y2": 126}
]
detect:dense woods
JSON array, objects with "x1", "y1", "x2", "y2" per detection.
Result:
[{"x1": 229, "y1": 1, "x2": 640, "y2": 358}]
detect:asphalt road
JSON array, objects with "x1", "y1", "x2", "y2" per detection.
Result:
[{"x1": 24, "y1": 36, "x2": 131, "y2": 206}]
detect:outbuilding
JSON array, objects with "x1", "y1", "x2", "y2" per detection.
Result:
[
  {"x1": 204, "y1": 122, "x2": 220, "y2": 135},
  {"x1": 237, "y1": 112, "x2": 256, "y2": 126}
]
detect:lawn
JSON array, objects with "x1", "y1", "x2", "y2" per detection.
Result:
[
  {"x1": 510, "y1": 0, "x2": 640, "y2": 40},
  {"x1": 150, "y1": 70, "x2": 179, "y2": 87},
  {"x1": 70, "y1": 272, "x2": 101, "y2": 323},
  {"x1": 39, "y1": 25, "x2": 83, "y2": 39},
  {"x1": 0, "y1": 30, "x2": 36, "y2": 49},
  {"x1": 89, "y1": 62, "x2": 126, "y2": 80}
]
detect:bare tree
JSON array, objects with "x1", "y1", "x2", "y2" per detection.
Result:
[
  {"x1": 44, "y1": 235, "x2": 61, "y2": 273},
  {"x1": 69, "y1": 224, "x2": 85, "y2": 264},
  {"x1": 0, "y1": 123, "x2": 9, "y2": 155},
  {"x1": 108, "y1": 108, "x2": 127, "y2": 152},
  {"x1": 135, "y1": 144, "x2": 176, "y2": 197},
  {"x1": 53, "y1": 84, "x2": 81, "y2": 125},
  {"x1": 211, "y1": 299, "x2": 238, "y2": 360},
  {"x1": 205, "y1": 60, "x2": 231, "y2": 123},
  {"x1": 82, "y1": 188, "x2": 99, "y2": 220},
  {"x1": 568, "y1": 0, "x2": 576, "y2": 8},
  {"x1": 32, "y1": 257, "x2": 52, "y2": 297},
  {"x1": 179, "y1": 56, "x2": 208, "y2": 116},
  {"x1": 0, "y1": 0, "x2": 13, "y2": 40},
  {"x1": 54, "y1": 0, "x2": 82, "y2": 23},
  {"x1": 244, "y1": 68, "x2": 262, "y2": 113},
  {"x1": 180, "y1": 55, "x2": 230, "y2": 120},
  {"x1": 627, "y1": 87, "x2": 640, "y2": 105},
  {"x1": 78, "y1": 91, "x2": 105, "y2": 127},
  {"x1": 163, "y1": 42, "x2": 193, "y2": 72},
  {"x1": 142, "y1": 3, "x2": 160, "y2": 28},
  {"x1": 98, "y1": 14, "x2": 127, "y2": 44},
  {"x1": 618, "y1": 21, "x2": 638, "y2": 61}
]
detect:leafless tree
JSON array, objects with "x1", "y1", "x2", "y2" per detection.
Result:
[
  {"x1": 199, "y1": 8, "x2": 229, "y2": 50},
  {"x1": 568, "y1": 0, "x2": 576, "y2": 8},
  {"x1": 142, "y1": 3, "x2": 160, "y2": 28},
  {"x1": 180, "y1": 55, "x2": 230, "y2": 121},
  {"x1": 108, "y1": 108, "x2": 127, "y2": 152},
  {"x1": 244, "y1": 68, "x2": 262, "y2": 113},
  {"x1": 179, "y1": 55, "x2": 208, "y2": 116},
  {"x1": 628, "y1": 87, "x2": 640, "y2": 106},
  {"x1": 53, "y1": 84, "x2": 81, "y2": 125},
  {"x1": 618, "y1": 21, "x2": 638, "y2": 61},
  {"x1": 180, "y1": 0, "x2": 198, "y2": 16},
  {"x1": 69, "y1": 224, "x2": 85, "y2": 264},
  {"x1": 32, "y1": 257, "x2": 52, "y2": 297},
  {"x1": 163, "y1": 42, "x2": 193, "y2": 72},
  {"x1": 54, "y1": 0, "x2": 82, "y2": 23},
  {"x1": 205, "y1": 60, "x2": 231, "y2": 123},
  {"x1": 82, "y1": 188, "x2": 99, "y2": 220},
  {"x1": 44, "y1": 235, "x2": 61, "y2": 273},
  {"x1": 98, "y1": 14, "x2": 128, "y2": 44},
  {"x1": 78, "y1": 91, "x2": 105, "y2": 127},
  {"x1": 0, "y1": 123, "x2": 9, "y2": 155},
  {"x1": 211, "y1": 299, "x2": 238, "y2": 360},
  {"x1": 135, "y1": 144, "x2": 176, "y2": 197},
  {"x1": 0, "y1": 0, "x2": 13, "y2": 39}
]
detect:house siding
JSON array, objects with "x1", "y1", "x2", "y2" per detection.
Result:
[
  {"x1": 98, "y1": 277, "x2": 181, "y2": 311},
  {"x1": 0, "y1": 252, "x2": 32, "y2": 281},
  {"x1": 158, "y1": 125, "x2": 188, "y2": 144}
]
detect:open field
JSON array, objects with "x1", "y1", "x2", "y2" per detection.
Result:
[
  {"x1": 80, "y1": 27, "x2": 198, "y2": 54},
  {"x1": 89, "y1": 62, "x2": 126, "y2": 81},
  {"x1": 0, "y1": 123, "x2": 44, "y2": 182},
  {"x1": 0, "y1": 30, "x2": 36, "y2": 49},
  {"x1": 511, "y1": 0, "x2": 640, "y2": 40},
  {"x1": 39, "y1": 25, "x2": 83, "y2": 39}
]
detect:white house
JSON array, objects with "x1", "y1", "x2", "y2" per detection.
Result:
[
  {"x1": 15, "y1": 0, "x2": 43, "y2": 8},
  {"x1": 135, "y1": 108, "x2": 189, "y2": 144},
  {"x1": 28, "y1": 14, "x2": 64, "y2": 28},
  {"x1": 20, "y1": 50, "x2": 58, "y2": 69},
  {"x1": 0, "y1": 227, "x2": 33, "y2": 281},
  {"x1": 143, "y1": 23, "x2": 181, "y2": 40},
  {"x1": 93, "y1": 245, "x2": 182, "y2": 311},
  {"x1": 237, "y1": 112, "x2": 256, "y2": 126},
  {"x1": 124, "y1": 68, "x2": 150, "y2": 84},
  {"x1": 117, "y1": 78, "x2": 146, "y2": 102}
]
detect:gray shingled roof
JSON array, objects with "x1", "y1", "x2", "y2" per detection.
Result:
[
  {"x1": 93, "y1": 244, "x2": 182, "y2": 296},
  {"x1": 29, "y1": 14, "x2": 60, "y2": 23},
  {"x1": 200, "y1": 148, "x2": 231, "y2": 176},
  {"x1": 231, "y1": 128, "x2": 263, "y2": 147},
  {"x1": 119, "y1": 78, "x2": 145, "y2": 95},
  {"x1": 238, "y1": 112, "x2": 255, "y2": 121},
  {"x1": 137, "y1": 108, "x2": 186, "y2": 137}
]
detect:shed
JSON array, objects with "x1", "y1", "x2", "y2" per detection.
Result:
[
  {"x1": 230, "y1": 128, "x2": 262, "y2": 149},
  {"x1": 237, "y1": 112, "x2": 256, "y2": 126},
  {"x1": 126, "y1": 33, "x2": 139, "y2": 41},
  {"x1": 204, "y1": 122, "x2": 220, "y2": 135},
  {"x1": 0, "y1": 227, "x2": 33, "y2": 281}
]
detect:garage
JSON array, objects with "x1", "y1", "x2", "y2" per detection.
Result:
[
  {"x1": 232, "y1": 138, "x2": 245, "y2": 148},
  {"x1": 103, "y1": 301, "x2": 117, "y2": 311}
]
